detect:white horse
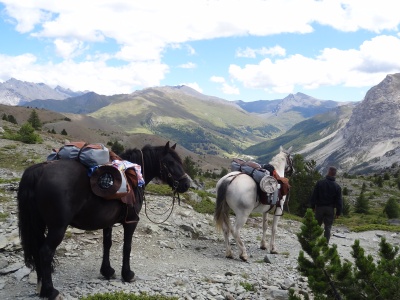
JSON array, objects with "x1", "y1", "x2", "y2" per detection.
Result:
[{"x1": 214, "y1": 146, "x2": 294, "y2": 261}]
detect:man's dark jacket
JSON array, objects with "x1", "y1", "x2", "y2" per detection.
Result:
[{"x1": 310, "y1": 176, "x2": 343, "y2": 216}]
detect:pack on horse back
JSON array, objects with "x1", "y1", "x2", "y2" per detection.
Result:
[
  {"x1": 47, "y1": 141, "x2": 144, "y2": 211},
  {"x1": 230, "y1": 158, "x2": 290, "y2": 205}
]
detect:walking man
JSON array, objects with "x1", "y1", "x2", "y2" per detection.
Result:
[{"x1": 310, "y1": 166, "x2": 343, "y2": 243}]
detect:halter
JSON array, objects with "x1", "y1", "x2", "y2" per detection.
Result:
[
  {"x1": 142, "y1": 153, "x2": 189, "y2": 225},
  {"x1": 159, "y1": 160, "x2": 189, "y2": 193},
  {"x1": 284, "y1": 152, "x2": 294, "y2": 177}
]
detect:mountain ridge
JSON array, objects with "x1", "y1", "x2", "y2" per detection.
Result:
[{"x1": 4, "y1": 75, "x2": 399, "y2": 174}]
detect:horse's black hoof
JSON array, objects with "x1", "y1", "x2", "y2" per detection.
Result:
[
  {"x1": 270, "y1": 250, "x2": 278, "y2": 254},
  {"x1": 226, "y1": 255, "x2": 234, "y2": 259},
  {"x1": 100, "y1": 267, "x2": 116, "y2": 280},
  {"x1": 40, "y1": 288, "x2": 61, "y2": 300},
  {"x1": 260, "y1": 246, "x2": 267, "y2": 250},
  {"x1": 122, "y1": 270, "x2": 135, "y2": 282}
]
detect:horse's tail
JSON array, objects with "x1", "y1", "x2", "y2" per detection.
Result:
[
  {"x1": 214, "y1": 178, "x2": 231, "y2": 232},
  {"x1": 17, "y1": 163, "x2": 45, "y2": 270}
]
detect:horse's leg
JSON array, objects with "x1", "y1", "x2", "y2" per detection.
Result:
[
  {"x1": 270, "y1": 210, "x2": 282, "y2": 254},
  {"x1": 39, "y1": 226, "x2": 67, "y2": 300},
  {"x1": 222, "y1": 220, "x2": 233, "y2": 259},
  {"x1": 230, "y1": 213, "x2": 249, "y2": 261},
  {"x1": 100, "y1": 227, "x2": 115, "y2": 279},
  {"x1": 260, "y1": 211, "x2": 269, "y2": 250},
  {"x1": 33, "y1": 222, "x2": 46, "y2": 295},
  {"x1": 121, "y1": 222, "x2": 137, "y2": 282}
]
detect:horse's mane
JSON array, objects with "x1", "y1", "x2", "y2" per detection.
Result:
[
  {"x1": 119, "y1": 144, "x2": 183, "y2": 165},
  {"x1": 269, "y1": 150, "x2": 286, "y2": 169}
]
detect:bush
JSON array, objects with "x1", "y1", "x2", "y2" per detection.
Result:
[
  {"x1": 291, "y1": 209, "x2": 400, "y2": 300},
  {"x1": 18, "y1": 123, "x2": 42, "y2": 143},
  {"x1": 383, "y1": 197, "x2": 400, "y2": 219}
]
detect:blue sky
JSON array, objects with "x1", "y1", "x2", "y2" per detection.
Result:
[{"x1": 1, "y1": 1, "x2": 400, "y2": 102}]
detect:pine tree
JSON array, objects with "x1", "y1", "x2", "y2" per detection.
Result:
[
  {"x1": 183, "y1": 156, "x2": 199, "y2": 179},
  {"x1": 342, "y1": 197, "x2": 351, "y2": 216},
  {"x1": 375, "y1": 176, "x2": 383, "y2": 187},
  {"x1": 288, "y1": 155, "x2": 322, "y2": 216},
  {"x1": 342, "y1": 186, "x2": 349, "y2": 196},
  {"x1": 61, "y1": 129, "x2": 68, "y2": 135},
  {"x1": 291, "y1": 209, "x2": 400, "y2": 300},
  {"x1": 294, "y1": 209, "x2": 355, "y2": 299},
  {"x1": 27, "y1": 109, "x2": 42, "y2": 130},
  {"x1": 354, "y1": 189, "x2": 369, "y2": 214},
  {"x1": 383, "y1": 197, "x2": 400, "y2": 218},
  {"x1": 111, "y1": 141, "x2": 124, "y2": 154},
  {"x1": 7, "y1": 114, "x2": 17, "y2": 124}
]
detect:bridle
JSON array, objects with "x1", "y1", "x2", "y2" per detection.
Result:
[
  {"x1": 142, "y1": 154, "x2": 188, "y2": 224},
  {"x1": 284, "y1": 152, "x2": 294, "y2": 177},
  {"x1": 159, "y1": 160, "x2": 189, "y2": 193}
]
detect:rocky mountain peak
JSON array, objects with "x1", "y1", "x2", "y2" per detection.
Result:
[
  {"x1": 305, "y1": 73, "x2": 400, "y2": 173},
  {"x1": 342, "y1": 74, "x2": 400, "y2": 147},
  {"x1": 0, "y1": 78, "x2": 81, "y2": 106}
]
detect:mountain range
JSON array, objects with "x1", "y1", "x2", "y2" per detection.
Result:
[{"x1": 1, "y1": 74, "x2": 399, "y2": 174}]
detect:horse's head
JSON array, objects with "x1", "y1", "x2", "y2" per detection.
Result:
[
  {"x1": 159, "y1": 142, "x2": 191, "y2": 193},
  {"x1": 280, "y1": 146, "x2": 294, "y2": 177}
]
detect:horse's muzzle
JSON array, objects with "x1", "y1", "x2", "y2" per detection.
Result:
[{"x1": 176, "y1": 174, "x2": 191, "y2": 193}]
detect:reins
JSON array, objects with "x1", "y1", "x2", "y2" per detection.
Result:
[{"x1": 140, "y1": 150, "x2": 185, "y2": 225}]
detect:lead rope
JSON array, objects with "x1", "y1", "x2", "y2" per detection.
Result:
[{"x1": 141, "y1": 152, "x2": 179, "y2": 224}]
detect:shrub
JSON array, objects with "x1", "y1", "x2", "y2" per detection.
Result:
[
  {"x1": 291, "y1": 209, "x2": 400, "y2": 300},
  {"x1": 383, "y1": 197, "x2": 400, "y2": 219},
  {"x1": 17, "y1": 123, "x2": 42, "y2": 144}
]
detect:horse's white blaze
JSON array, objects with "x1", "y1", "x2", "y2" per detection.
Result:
[{"x1": 214, "y1": 146, "x2": 293, "y2": 260}]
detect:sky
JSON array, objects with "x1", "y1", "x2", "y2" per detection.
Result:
[{"x1": 1, "y1": 1, "x2": 400, "y2": 103}]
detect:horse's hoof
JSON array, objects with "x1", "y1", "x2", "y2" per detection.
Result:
[
  {"x1": 260, "y1": 245, "x2": 267, "y2": 250},
  {"x1": 239, "y1": 255, "x2": 248, "y2": 262},
  {"x1": 226, "y1": 255, "x2": 234, "y2": 259},
  {"x1": 100, "y1": 267, "x2": 116, "y2": 280},
  {"x1": 270, "y1": 250, "x2": 278, "y2": 254},
  {"x1": 42, "y1": 289, "x2": 62, "y2": 300},
  {"x1": 122, "y1": 270, "x2": 135, "y2": 282}
]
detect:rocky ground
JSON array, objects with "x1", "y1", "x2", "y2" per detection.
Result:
[{"x1": 1, "y1": 167, "x2": 400, "y2": 300}]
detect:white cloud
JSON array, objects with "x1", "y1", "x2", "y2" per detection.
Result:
[
  {"x1": 1, "y1": 0, "x2": 400, "y2": 96},
  {"x1": 178, "y1": 62, "x2": 196, "y2": 69},
  {"x1": 54, "y1": 39, "x2": 87, "y2": 59},
  {"x1": 236, "y1": 46, "x2": 286, "y2": 58},
  {"x1": 209, "y1": 76, "x2": 239, "y2": 95},
  {"x1": 0, "y1": 53, "x2": 169, "y2": 94},
  {"x1": 221, "y1": 83, "x2": 240, "y2": 95},
  {"x1": 5, "y1": 0, "x2": 400, "y2": 63},
  {"x1": 181, "y1": 82, "x2": 203, "y2": 93},
  {"x1": 210, "y1": 76, "x2": 225, "y2": 83},
  {"x1": 229, "y1": 35, "x2": 400, "y2": 94}
]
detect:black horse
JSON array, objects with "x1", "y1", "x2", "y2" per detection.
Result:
[{"x1": 17, "y1": 141, "x2": 191, "y2": 299}]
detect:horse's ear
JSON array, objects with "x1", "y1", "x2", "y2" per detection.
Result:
[
  {"x1": 165, "y1": 141, "x2": 170, "y2": 150},
  {"x1": 287, "y1": 146, "x2": 293, "y2": 153},
  {"x1": 171, "y1": 143, "x2": 176, "y2": 150},
  {"x1": 279, "y1": 145, "x2": 283, "y2": 152}
]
